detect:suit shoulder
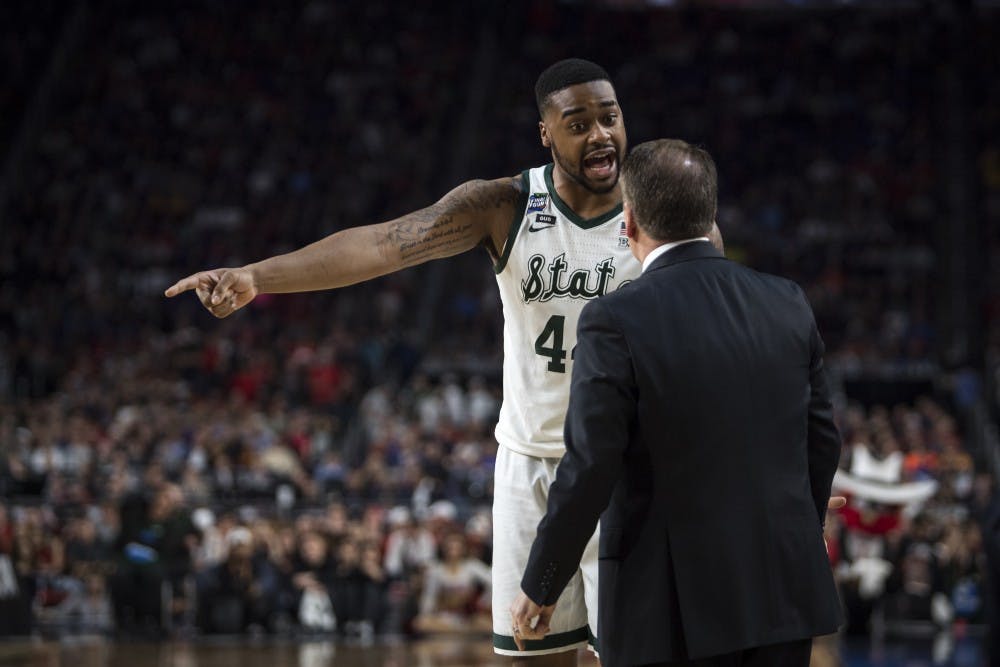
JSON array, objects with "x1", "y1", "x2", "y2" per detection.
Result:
[
  {"x1": 580, "y1": 292, "x2": 612, "y2": 321},
  {"x1": 587, "y1": 276, "x2": 643, "y2": 315},
  {"x1": 580, "y1": 285, "x2": 642, "y2": 337},
  {"x1": 703, "y1": 260, "x2": 810, "y2": 311},
  {"x1": 755, "y1": 269, "x2": 807, "y2": 297},
  {"x1": 718, "y1": 260, "x2": 802, "y2": 295},
  {"x1": 745, "y1": 267, "x2": 815, "y2": 315},
  {"x1": 609, "y1": 274, "x2": 646, "y2": 300}
]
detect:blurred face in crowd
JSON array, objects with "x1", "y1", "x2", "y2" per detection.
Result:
[
  {"x1": 76, "y1": 518, "x2": 96, "y2": 543},
  {"x1": 442, "y1": 533, "x2": 467, "y2": 563},
  {"x1": 279, "y1": 526, "x2": 297, "y2": 554},
  {"x1": 326, "y1": 503, "x2": 348, "y2": 534},
  {"x1": 152, "y1": 485, "x2": 181, "y2": 519},
  {"x1": 216, "y1": 513, "x2": 236, "y2": 535},
  {"x1": 15, "y1": 511, "x2": 42, "y2": 542},
  {"x1": 144, "y1": 463, "x2": 166, "y2": 489},
  {"x1": 301, "y1": 531, "x2": 328, "y2": 566},
  {"x1": 251, "y1": 519, "x2": 274, "y2": 542},
  {"x1": 965, "y1": 523, "x2": 983, "y2": 552},
  {"x1": 338, "y1": 539, "x2": 360, "y2": 567},
  {"x1": 229, "y1": 539, "x2": 254, "y2": 561},
  {"x1": 294, "y1": 514, "x2": 316, "y2": 534},
  {"x1": 361, "y1": 543, "x2": 381, "y2": 565},
  {"x1": 84, "y1": 573, "x2": 106, "y2": 597},
  {"x1": 539, "y1": 80, "x2": 627, "y2": 195}
]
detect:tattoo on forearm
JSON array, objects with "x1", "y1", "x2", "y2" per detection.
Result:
[
  {"x1": 376, "y1": 209, "x2": 475, "y2": 263},
  {"x1": 375, "y1": 179, "x2": 521, "y2": 265}
]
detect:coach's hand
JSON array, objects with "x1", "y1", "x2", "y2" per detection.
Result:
[
  {"x1": 165, "y1": 267, "x2": 258, "y2": 318},
  {"x1": 510, "y1": 590, "x2": 555, "y2": 651},
  {"x1": 828, "y1": 496, "x2": 846, "y2": 510}
]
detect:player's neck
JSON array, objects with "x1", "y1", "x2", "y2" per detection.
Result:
[{"x1": 551, "y1": 167, "x2": 621, "y2": 220}]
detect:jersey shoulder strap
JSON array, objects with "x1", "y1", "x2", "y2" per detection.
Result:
[{"x1": 493, "y1": 168, "x2": 534, "y2": 274}]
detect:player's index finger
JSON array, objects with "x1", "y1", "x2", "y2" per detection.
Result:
[{"x1": 164, "y1": 275, "x2": 200, "y2": 297}]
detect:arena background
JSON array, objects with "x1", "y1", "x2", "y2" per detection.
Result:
[{"x1": 1, "y1": 0, "x2": 998, "y2": 666}]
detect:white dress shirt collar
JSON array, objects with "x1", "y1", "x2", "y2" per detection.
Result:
[{"x1": 641, "y1": 237, "x2": 711, "y2": 273}]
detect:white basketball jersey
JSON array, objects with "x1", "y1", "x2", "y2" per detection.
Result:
[{"x1": 493, "y1": 164, "x2": 641, "y2": 458}]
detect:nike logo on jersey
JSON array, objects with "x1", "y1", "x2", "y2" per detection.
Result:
[{"x1": 527, "y1": 214, "x2": 557, "y2": 232}]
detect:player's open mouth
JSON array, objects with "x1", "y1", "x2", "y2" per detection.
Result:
[{"x1": 583, "y1": 149, "x2": 617, "y2": 179}]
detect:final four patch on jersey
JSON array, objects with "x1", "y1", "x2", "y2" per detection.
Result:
[{"x1": 526, "y1": 193, "x2": 548, "y2": 213}]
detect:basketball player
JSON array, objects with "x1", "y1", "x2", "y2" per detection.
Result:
[{"x1": 167, "y1": 60, "x2": 716, "y2": 664}]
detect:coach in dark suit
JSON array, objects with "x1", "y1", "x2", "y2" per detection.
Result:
[{"x1": 510, "y1": 139, "x2": 843, "y2": 667}]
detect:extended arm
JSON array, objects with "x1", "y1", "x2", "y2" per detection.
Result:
[{"x1": 164, "y1": 177, "x2": 522, "y2": 317}]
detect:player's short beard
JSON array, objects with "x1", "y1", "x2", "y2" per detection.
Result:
[{"x1": 552, "y1": 143, "x2": 619, "y2": 195}]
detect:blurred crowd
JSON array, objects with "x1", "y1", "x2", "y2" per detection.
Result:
[
  {"x1": 1, "y1": 0, "x2": 998, "y2": 648},
  {"x1": 827, "y1": 399, "x2": 991, "y2": 636},
  {"x1": 1, "y1": 386, "x2": 992, "y2": 641},
  {"x1": 0, "y1": 369, "x2": 501, "y2": 639}
]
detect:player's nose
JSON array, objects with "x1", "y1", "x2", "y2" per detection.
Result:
[{"x1": 589, "y1": 123, "x2": 612, "y2": 144}]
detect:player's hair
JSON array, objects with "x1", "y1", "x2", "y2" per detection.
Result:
[
  {"x1": 535, "y1": 58, "x2": 612, "y2": 114},
  {"x1": 620, "y1": 139, "x2": 717, "y2": 242}
]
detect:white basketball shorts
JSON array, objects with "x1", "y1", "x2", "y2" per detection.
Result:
[{"x1": 491, "y1": 444, "x2": 599, "y2": 656}]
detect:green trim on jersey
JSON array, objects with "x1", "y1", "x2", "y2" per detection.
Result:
[
  {"x1": 493, "y1": 170, "x2": 531, "y2": 274},
  {"x1": 492, "y1": 626, "x2": 590, "y2": 652},
  {"x1": 544, "y1": 163, "x2": 623, "y2": 229}
]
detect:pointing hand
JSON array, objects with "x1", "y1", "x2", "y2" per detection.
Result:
[{"x1": 164, "y1": 267, "x2": 258, "y2": 318}]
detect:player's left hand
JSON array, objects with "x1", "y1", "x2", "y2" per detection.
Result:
[{"x1": 510, "y1": 590, "x2": 556, "y2": 650}]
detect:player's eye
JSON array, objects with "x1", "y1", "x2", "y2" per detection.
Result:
[
  {"x1": 569, "y1": 123, "x2": 586, "y2": 133},
  {"x1": 602, "y1": 114, "x2": 618, "y2": 126}
]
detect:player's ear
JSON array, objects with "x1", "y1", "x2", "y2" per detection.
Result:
[{"x1": 539, "y1": 121, "x2": 551, "y2": 148}]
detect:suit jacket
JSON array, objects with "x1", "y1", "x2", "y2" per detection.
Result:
[{"x1": 521, "y1": 241, "x2": 843, "y2": 666}]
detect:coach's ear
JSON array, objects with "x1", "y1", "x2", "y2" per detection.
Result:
[
  {"x1": 624, "y1": 202, "x2": 639, "y2": 242},
  {"x1": 624, "y1": 202, "x2": 642, "y2": 262},
  {"x1": 539, "y1": 121, "x2": 551, "y2": 148}
]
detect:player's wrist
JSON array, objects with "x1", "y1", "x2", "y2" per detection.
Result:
[{"x1": 242, "y1": 263, "x2": 263, "y2": 294}]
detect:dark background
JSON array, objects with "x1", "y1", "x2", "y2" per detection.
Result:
[{"x1": 0, "y1": 1, "x2": 998, "y2": 665}]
